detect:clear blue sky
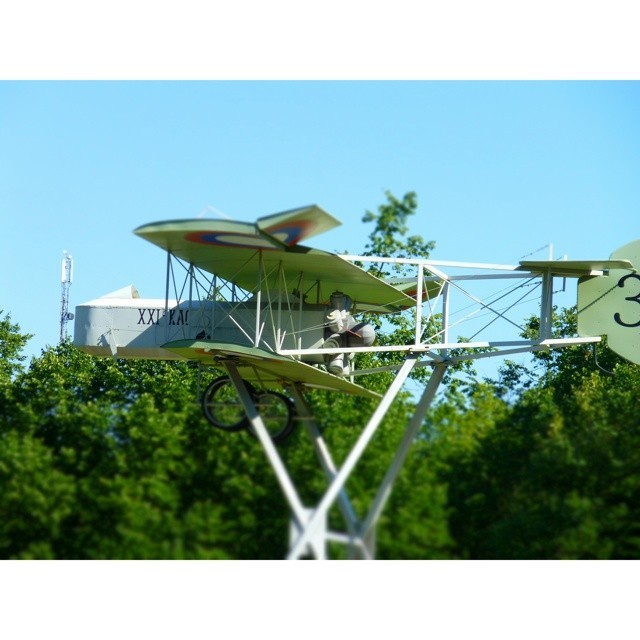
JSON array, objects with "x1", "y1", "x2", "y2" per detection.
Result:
[{"x1": 2, "y1": 81, "x2": 639, "y2": 364}]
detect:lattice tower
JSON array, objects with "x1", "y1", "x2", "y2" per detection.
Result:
[{"x1": 60, "y1": 251, "x2": 74, "y2": 342}]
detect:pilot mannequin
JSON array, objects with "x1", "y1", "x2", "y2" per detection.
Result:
[{"x1": 323, "y1": 291, "x2": 375, "y2": 376}]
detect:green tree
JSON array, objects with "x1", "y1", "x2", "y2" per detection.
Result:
[
  {"x1": 0, "y1": 311, "x2": 33, "y2": 422},
  {"x1": 0, "y1": 430, "x2": 76, "y2": 559},
  {"x1": 361, "y1": 191, "x2": 435, "y2": 268},
  {"x1": 0, "y1": 311, "x2": 32, "y2": 382},
  {"x1": 1, "y1": 334, "x2": 293, "y2": 559},
  {"x1": 428, "y1": 304, "x2": 640, "y2": 559}
]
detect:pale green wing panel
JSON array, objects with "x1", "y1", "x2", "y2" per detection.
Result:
[
  {"x1": 285, "y1": 249, "x2": 415, "y2": 311},
  {"x1": 162, "y1": 340, "x2": 381, "y2": 399},
  {"x1": 356, "y1": 279, "x2": 444, "y2": 313},
  {"x1": 256, "y1": 205, "x2": 341, "y2": 246},
  {"x1": 134, "y1": 220, "x2": 415, "y2": 311},
  {"x1": 519, "y1": 259, "x2": 634, "y2": 277},
  {"x1": 386, "y1": 279, "x2": 444, "y2": 301},
  {"x1": 577, "y1": 239, "x2": 640, "y2": 365}
]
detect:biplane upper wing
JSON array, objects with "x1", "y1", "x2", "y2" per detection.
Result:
[
  {"x1": 162, "y1": 340, "x2": 381, "y2": 399},
  {"x1": 518, "y1": 259, "x2": 635, "y2": 277},
  {"x1": 134, "y1": 209, "x2": 416, "y2": 312}
]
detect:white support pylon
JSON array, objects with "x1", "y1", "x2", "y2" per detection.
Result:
[
  {"x1": 287, "y1": 356, "x2": 420, "y2": 560},
  {"x1": 361, "y1": 363, "x2": 447, "y2": 548},
  {"x1": 288, "y1": 385, "x2": 368, "y2": 559},
  {"x1": 224, "y1": 355, "x2": 437, "y2": 559}
]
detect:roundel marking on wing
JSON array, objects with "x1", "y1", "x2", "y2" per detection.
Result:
[
  {"x1": 263, "y1": 220, "x2": 316, "y2": 246},
  {"x1": 184, "y1": 231, "x2": 276, "y2": 249}
]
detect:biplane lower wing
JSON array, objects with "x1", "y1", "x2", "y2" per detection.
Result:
[{"x1": 162, "y1": 339, "x2": 381, "y2": 399}]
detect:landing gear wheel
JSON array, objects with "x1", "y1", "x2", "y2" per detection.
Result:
[
  {"x1": 202, "y1": 376, "x2": 256, "y2": 432},
  {"x1": 247, "y1": 391, "x2": 296, "y2": 445}
]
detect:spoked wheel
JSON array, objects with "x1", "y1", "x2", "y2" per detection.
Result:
[
  {"x1": 247, "y1": 391, "x2": 297, "y2": 445},
  {"x1": 202, "y1": 376, "x2": 256, "y2": 432}
]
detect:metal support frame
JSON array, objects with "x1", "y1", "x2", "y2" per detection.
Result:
[
  {"x1": 287, "y1": 385, "x2": 364, "y2": 556},
  {"x1": 287, "y1": 356, "x2": 420, "y2": 559},
  {"x1": 176, "y1": 251, "x2": 597, "y2": 558},
  {"x1": 359, "y1": 363, "x2": 447, "y2": 549},
  {"x1": 222, "y1": 354, "x2": 447, "y2": 559}
]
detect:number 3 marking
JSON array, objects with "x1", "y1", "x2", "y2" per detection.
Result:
[{"x1": 614, "y1": 273, "x2": 640, "y2": 328}]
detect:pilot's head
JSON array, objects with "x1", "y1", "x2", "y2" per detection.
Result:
[{"x1": 329, "y1": 291, "x2": 352, "y2": 312}]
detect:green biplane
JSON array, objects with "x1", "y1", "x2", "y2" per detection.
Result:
[
  {"x1": 75, "y1": 204, "x2": 639, "y2": 445},
  {"x1": 74, "y1": 204, "x2": 639, "y2": 558}
]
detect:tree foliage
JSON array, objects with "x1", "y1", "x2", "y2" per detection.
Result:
[
  {"x1": 428, "y1": 308, "x2": 640, "y2": 559},
  {"x1": 361, "y1": 190, "x2": 435, "y2": 269}
]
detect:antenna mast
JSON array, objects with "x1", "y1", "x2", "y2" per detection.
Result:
[{"x1": 60, "y1": 251, "x2": 74, "y2": 342}]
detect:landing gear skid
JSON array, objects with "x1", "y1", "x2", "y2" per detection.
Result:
[{"x1": 202, "y1": 376, "x2": 297, "y2": 444}]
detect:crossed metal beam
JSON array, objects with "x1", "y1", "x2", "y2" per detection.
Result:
[{"x1": 225, "y1": 358, "x2": 447, "y2": 559}]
